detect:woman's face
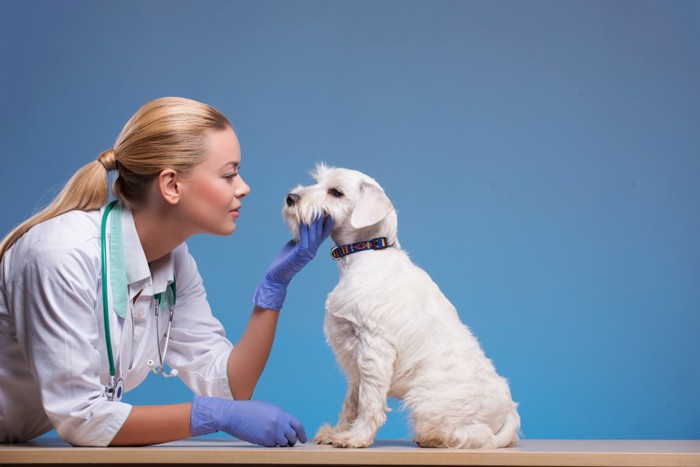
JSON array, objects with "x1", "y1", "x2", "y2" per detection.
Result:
[{"x1": 178, "y1": 127, "x2": 250, "y2": 236}]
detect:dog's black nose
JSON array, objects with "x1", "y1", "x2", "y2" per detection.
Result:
[{"x1": 286, "y1": 193, "x2": 301, "y2": 207}]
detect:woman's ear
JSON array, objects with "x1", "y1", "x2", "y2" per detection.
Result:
[{"x1": 157, "y1": 169, "x2": 181, "y2": 205}]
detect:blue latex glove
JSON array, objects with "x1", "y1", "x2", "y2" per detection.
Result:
[
  {"x1": 253, "y1": 215, "x2": 334, "y2": 310},
  {"x1": 191, "y1": 396, "x2": 307, "y2": 447}
]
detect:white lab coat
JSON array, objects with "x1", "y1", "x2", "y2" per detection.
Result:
[{"x1": 0, "y1": 206, "x2": 234, "y2": 446}]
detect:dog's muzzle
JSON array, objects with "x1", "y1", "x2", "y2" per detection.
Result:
[{"x1": 286, "y1": 193, "x2": 301, "y2": 207}]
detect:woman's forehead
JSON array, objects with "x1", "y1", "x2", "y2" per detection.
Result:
[{"x1": 205, "y1": 128, "x2": 240, "y2": 166}]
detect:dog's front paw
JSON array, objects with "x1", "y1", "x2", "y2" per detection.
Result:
[
  {"x1": 313, "y1": 423, "x2": 337, "y2": 445},
  {"x1": 329, "y1": 430, "x2": 374, "y2": 448}
]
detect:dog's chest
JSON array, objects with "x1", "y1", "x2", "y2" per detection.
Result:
[
  {"x1": 324, "y1": 250, "x2": 425, "y2": 336},
  {"x1": 323, "y1": 277, "x2": 377, "y2": 361},
  {"x1": 324, "y1": 288, "x2": 391, "y2": 371},
  {"x1": 323, "y1": 310, "x2": 360, "y2": 354}
]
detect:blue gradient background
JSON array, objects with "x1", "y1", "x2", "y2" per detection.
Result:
[{"x1": 1, "y1": 1, "x2": 698, "y2": 441}]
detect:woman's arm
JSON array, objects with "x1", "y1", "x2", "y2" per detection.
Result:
[
  {"x1": 111, "y1": 386, "x2": 306, "y2": 447},
  {"x1": 110, "y1": 403, "x2": 192, "y2": 446},
  {"x1": 226, "y1": 306, "x2": 280, "y2": 399},
  {"x1": 229, "y1": 217, "x2": 333, "y2": 398}
]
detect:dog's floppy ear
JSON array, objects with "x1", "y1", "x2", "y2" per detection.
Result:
[{"x1": 350, "y1": 183, "x2": 394, "y2": 229}]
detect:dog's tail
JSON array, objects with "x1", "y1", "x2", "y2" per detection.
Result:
[
  {"x1": 416, "y1": 408, "x2": 520, "y2": 449},
  {"x1": 492, "y1": 407, "x2": 520, "y2": 448}
]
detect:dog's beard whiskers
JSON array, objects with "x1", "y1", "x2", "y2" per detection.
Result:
[
  {"x1": 298, "y1": 205, "x2": 328, "y2": 224},
  {"x1": 285, "y1": 204, "x2": 331, "y2": 242}
]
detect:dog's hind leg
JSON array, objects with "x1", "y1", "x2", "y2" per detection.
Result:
[
  {"x1": 314, "y1": 383, "x2": 359, "y2": 444},
  {"x1": 327, "y1": 333, "x2": 396, "y2": 448},
  {"x1": 414, "y1": 422, "x2": 497, "y2": 449}
]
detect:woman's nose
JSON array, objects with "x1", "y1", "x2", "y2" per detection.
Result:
[{"x1": 236, "y1": 176, "x2": 251, "y2": 198}]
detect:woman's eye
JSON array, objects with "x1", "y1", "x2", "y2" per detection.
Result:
[
  {"x1": 224, "y1": 171, "x2": 239, "y2": 180},
  {"x1": 328, "y1": 188, "x2": 344, "y2": 198}
]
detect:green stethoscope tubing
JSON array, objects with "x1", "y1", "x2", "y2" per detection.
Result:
[
  {"x1": 100, "y1": 201, "x2": 177, "y2": 398},
  {"x1": 101, "y1": 201, "x2": 118, "y2": 377}
]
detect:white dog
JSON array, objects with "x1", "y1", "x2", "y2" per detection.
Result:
[{"x1": 283, "y1": 164, "x2": 520, "y2": 449}]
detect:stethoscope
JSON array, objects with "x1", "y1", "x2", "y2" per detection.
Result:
[{"x1": 101, "y1": 201, "x2": 178, "y2": 402}]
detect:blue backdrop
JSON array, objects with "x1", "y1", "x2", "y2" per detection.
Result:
[{"x1": 1, "y1": 0, "x2": 698, "y2": 441}]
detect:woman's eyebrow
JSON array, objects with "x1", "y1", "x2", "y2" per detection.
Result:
[{"x1": 221, "y1": 161, "x2": 240, "y2": 170}]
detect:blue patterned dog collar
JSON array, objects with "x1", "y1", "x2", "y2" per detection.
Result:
[{"x1": 331, "y1": 237, "x2": 392, "y2": 260}]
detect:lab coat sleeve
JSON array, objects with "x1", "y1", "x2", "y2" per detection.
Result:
[
  {"x1": 166, "y1": 243, "x2": 234, "y2": 400},
  {"x1": 9, "y1": 236, "x2": 132, "y2": 446}
]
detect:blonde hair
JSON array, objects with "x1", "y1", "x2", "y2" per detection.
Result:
[{"x1": 0, "y1": 97, "x2": 231, "y2": 261}]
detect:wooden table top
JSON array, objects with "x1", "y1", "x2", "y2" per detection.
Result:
[{"x1": 1, "y1": 438, "x2": 698, "y2": 466}]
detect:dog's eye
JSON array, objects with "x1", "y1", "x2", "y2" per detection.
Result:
[{"x1": 328, "y1": 188, "x2": 344, "y2": 198}]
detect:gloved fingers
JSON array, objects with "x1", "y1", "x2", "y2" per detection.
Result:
[
  {"x1": 290, "y1": 416, "x2": 307, "y2": 444},
  {"x1": 274, "y1": 427, "x2": 292, "y2": 447},
  {"x1": 263, "y1": 438, "x2": 278, "y2": 448},
  {"x1": 313, "y1": 214, "x2": 325, "y2": 241},
  {"x1": 303, "y1": 216, "x2": 322, "y2": 248},
  {"x1": 274, "y1": 433, "x2": 289, "y2": 447},
  {"x1": 283, "y1": 215, "x2": 331, "y2": 275},
  {"x1": 297, "y1": 218, "x2": 322, "y2": 253},
  {"x1": 283, "y1": 427, "x2": 298, "y2": 446},
  {"x1": 305, "y1": 215, "x2": 328, "y2": 250},
  {"x1": 298, "y1": 222, "x2": 311, "y2": 250},
  {"x1": 321, "y1": 215, "x2": 334, "y2": 240}
]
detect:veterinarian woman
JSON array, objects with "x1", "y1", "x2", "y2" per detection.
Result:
[{"x1": 0, "y1": 97, "x2": 333, "y2": 447}]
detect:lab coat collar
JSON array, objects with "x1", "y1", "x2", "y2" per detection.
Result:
[{"x1": 120, "y1": 206, "x2": 175, "y2": 299}]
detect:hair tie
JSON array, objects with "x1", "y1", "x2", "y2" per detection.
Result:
[{"x1": 97, "y1": 149, "x2": 117, "y2": 171}]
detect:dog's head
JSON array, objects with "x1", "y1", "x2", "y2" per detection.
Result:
[{"x1": 283, "y1": 163, "x2": 398, "y2": 247}]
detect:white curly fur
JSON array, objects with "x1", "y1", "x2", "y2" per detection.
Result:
[{"x1": 283, "y1": 163, "x2": 520, "y2": 449}]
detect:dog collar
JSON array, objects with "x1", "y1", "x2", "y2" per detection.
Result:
[{"x1": 331, "y1": 237, "x2": 391, "y2": 260}]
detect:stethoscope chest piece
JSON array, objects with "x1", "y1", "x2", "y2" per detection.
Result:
[{"x1": 106, "y1": 377, "x2": 124, "y2": 402}]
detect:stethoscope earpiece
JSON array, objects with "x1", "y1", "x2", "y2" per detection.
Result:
[{"x1": 145, "y1": 358, "x2": 178, "y2": 377}]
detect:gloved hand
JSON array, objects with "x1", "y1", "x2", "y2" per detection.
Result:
[
  {"x1": 253, "y1": 215, "x2": 334, "y2": 310},
  {"x1": 190, "y1": 396, "x2": 307, "y2": 447}
]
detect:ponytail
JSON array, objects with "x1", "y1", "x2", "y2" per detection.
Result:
[{"x1": 0, "y1": 149, "x2": 113, "y2": 261}]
